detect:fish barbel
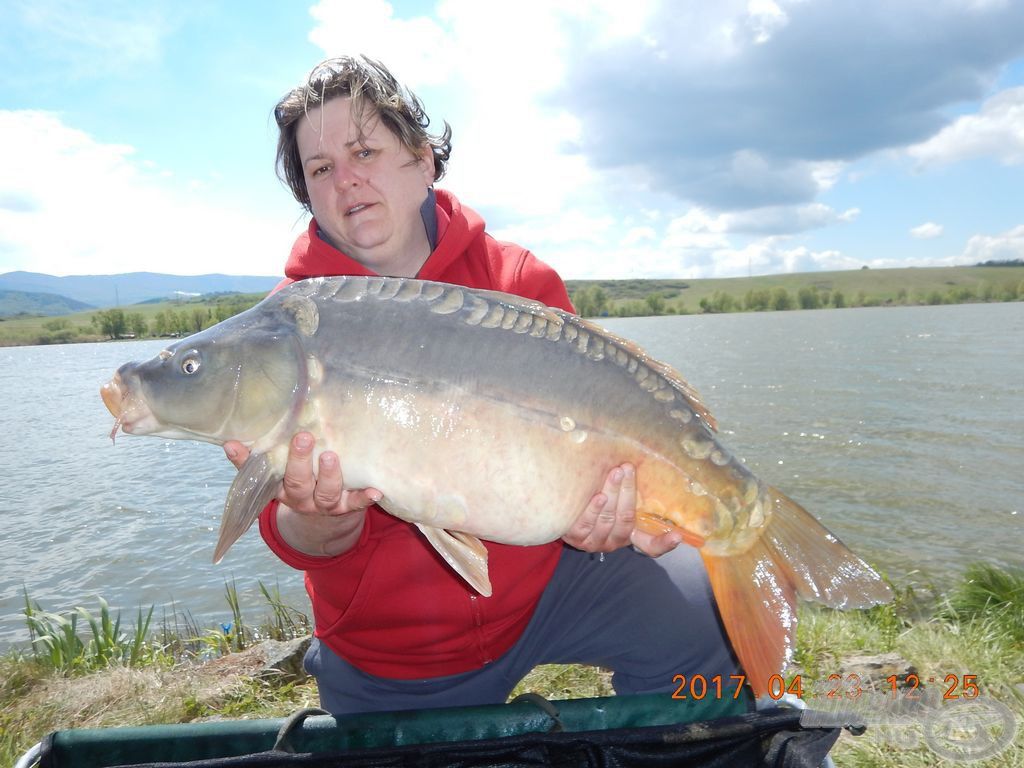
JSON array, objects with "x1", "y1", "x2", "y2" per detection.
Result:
[{"x1": 100, "y1": 276, "x2": 892, "y2": 695}]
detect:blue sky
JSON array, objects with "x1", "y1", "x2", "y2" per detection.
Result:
[{"x1": 1, "y1": 0, "x2": 1022, "y2": 279}]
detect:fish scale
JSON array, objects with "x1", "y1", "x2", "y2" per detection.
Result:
[
  {"x1": 101, "y1": 275, "x2": 892, "y2": 697},
  {"x1": 302, "y1": 275, "x2": 717, "y2": 433}
]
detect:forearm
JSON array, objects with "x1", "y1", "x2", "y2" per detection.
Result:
[{"x1": 274, "y1": 504, "x2": 366, "y2": 558}]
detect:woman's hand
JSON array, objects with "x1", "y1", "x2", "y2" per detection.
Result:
[
  {"x1": 223, "y1": 432, "x2": 382, "y2": 557},
  {"x1": 561, "y1": 464, "x2": 683, "y2": 557}
]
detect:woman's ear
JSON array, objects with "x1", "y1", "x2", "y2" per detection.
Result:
[{"x1": 417, "y1": 144, "x2": 436, "y2": 184}]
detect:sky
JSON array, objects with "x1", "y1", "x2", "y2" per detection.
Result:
[{"x1": 1, "y1": 0, "x2": 1023, "y2": 280}]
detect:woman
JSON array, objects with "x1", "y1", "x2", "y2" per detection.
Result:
[{"x1": 225, "y1": 56, "x2": 739, "y2": 715}]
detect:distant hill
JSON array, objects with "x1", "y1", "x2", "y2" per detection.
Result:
[
  {"x1": 0, "y1": 271, "x2": 280, "y2": 309},
  {"x1": 0, "y1": 289, "x2": 95, "y2": 318}
]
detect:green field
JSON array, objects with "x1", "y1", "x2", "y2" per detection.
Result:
[
  {"x1": 0, "y1": 293, "x2": 266, "y2": 347},
  {"x1": 1, "y1": 265, "x2": 1021, "y2": 347},
  {"x1": 566, "y1": 264, "x2": 1024, "y2": 317}
]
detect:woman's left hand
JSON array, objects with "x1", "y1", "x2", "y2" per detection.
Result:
[{"x1": 562, "y1": 464, "x2": 683, "y2": 556}]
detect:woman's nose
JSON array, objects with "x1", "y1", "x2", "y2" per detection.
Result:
[{"x1": 332, "y1": 162, "x2": 363, "y2": 188}]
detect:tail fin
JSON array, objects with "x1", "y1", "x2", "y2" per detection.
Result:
[{"x1": 702, "y1": 486, "x2": 892, "y2": 698}]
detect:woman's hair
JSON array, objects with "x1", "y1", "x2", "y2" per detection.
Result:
[{"x1": 274, "y1": 55, "x2": 452, "y2": 210}]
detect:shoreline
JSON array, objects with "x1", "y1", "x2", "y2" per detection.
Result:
[
  {"x1": 3, "y1": 263, "x2": 1022, "y2": 347},
  {"x1": 3, "y1": 295, "x2": 1022, "y2": 349},
  {"x1": 3, "y1": 563, "x2": 1021, "y2": 766}
]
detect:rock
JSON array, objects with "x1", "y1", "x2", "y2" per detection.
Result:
[
  {"x1": 202, "y1": 635, "x2": 312, "y2": 684},
  {"x1": 257, "y1": 636, "x2": 313, "y2": 682},
  {"x1": 839, "y1": 652, "x2": 917, "y2": 691}
]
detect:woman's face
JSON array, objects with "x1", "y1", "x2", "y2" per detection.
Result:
[{"x1": 297, "y1": 97, "x2": 436, "y2": 277}]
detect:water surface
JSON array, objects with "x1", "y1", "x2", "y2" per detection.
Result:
[{"x1": 1, "y1": 302, "x2": 1020, "y2": 648}]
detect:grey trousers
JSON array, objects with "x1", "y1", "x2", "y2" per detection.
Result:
[{"x1": 304, "y1": 543, "x2": 739, "y2": 715}]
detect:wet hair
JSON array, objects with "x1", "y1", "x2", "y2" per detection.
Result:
[{"x1": 273, "y1": 55, "x2": 452, "y2": 211}]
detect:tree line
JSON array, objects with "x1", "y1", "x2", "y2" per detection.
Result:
[
  {"x1": 89, "y1": 299, "x2": 261, "y2": 341},
  {"x1": 571, "y1": 279, "x2": 1024, "y2": 318}
]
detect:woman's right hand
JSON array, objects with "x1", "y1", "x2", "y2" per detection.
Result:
[{"x1": 223, "y1": 431, "x2": 382, "y2": 557}]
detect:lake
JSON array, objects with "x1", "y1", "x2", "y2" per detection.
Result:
[{"x1": 1, "y1": 302, "x2": 1021, "y2": 649}]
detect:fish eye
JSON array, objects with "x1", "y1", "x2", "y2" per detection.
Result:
[{"x1": 181, "y1": 355, "x2": 201, "y2": 375}]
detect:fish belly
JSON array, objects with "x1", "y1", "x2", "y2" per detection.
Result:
[
  {"x1": 314, "y1": 382, "x2": 694, "y2": 544},
  {"x1": 302, "y1": 291, "x2": 743, "y2": 548}
]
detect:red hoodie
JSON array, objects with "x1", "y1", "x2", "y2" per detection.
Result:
[{"x1": 259, "y1": 189, "x2": 573, "y2": 679}]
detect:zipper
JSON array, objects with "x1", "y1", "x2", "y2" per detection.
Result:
[{"x1": 468, "y1": 594, "x2": 493, "y2": 664}]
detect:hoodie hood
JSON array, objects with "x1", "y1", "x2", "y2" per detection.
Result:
[{"x1": 283, "y1": 189, "x2": 484, "y2": 283}]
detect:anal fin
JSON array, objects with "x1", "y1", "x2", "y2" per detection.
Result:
[
  {"x1": 416, "y1": 524, "x2": 492, "y2": 597},
  {"x1": 635, "y1": 512, "x2": 707, "y2": 548}
]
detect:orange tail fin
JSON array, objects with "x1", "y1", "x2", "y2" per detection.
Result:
[{"x1": 701, "y1": 487, "x2": 892, "y2": 698}]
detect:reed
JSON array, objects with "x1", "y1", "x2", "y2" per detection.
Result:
[
  {"x1": 941, "y1": 562, "x2": 1024, "y2": 643},
  {"x1": 258, "y1": 579, "x2": 312, "y2": 641},
  {"x1": 21, "y1": 590, "x2": 159, "y2": 673}
]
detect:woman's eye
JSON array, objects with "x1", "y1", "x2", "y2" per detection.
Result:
[
  {"x1": 357, "y1": 148, "x2": 374, "y2": 159},
  {"x1": 311, "y1": 164, "x2": 330, "y2": 177},
  {"x1": 181, "y1": 356, "x2": 201, "y2": 375}
]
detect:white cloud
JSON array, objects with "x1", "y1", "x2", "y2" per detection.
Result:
[
  {"x1": 492, "y1": 209, "x2": 616, "y2": 249},
  {"x1": 910, "y1": 222, "x2": 944, "y2": 239},
  {"x1": 307, "y1": 0, "x2": 456, "y2": 88},
  {"x1": 962, "y1": 224, "x2": 1024, "y2": 263},
  {"x1": 558, "y1": 1, "x2": 1024, "y2": 211},
  {"x1": 489, "y1": 202, "x2": 871, "y2": 280},
  {"x1": 663, "y1": 209, "x2": 731, "y2": 249},
  {"x1": 306, "y1": 0, "x2": 614, "y2": 216},
  {"x1": 703, "y1": 241, "x2": 862, "y2": 278},
  {"x1": 297, "y1": 0, "x2": 1024, "y2": 282},
  {"x1": 721, "y1": 203, "x2": 860, "y2": 235},
  {"x1": 621, "y1": 226, "x2": 658, "y2": 246},
  {"x1": 908, "y1": 86, "x2": 1024, "y2": 168},
  {"x1": 745, "y1": 0, "x2": 789, "y2": 45},
  {"x1": 0, "y1": 110, "x2": 293, "y2": 276}
]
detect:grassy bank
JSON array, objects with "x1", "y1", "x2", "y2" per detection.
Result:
[
  {"x1": 2, "y1": 564, "x2": 1022, "y2": 767},
  {"x1": 566, "y1": 264, "x2": 1024, "y2": 317},
  {"x1": 0, "y1": 292, "x2": 265, "y2": 347},
  {"x1": 2, "y1": 265, "x2": 1022, "y2": 346}
]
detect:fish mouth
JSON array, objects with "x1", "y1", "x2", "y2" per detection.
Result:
[
  {"x1": 101, "y1": 372, "x2": 129, "y2": 441},
  {"x1": 101, "y1": 371, "x2": 156, "y2": 441},
  {"x1": 101, "y1": 372, "x2": 124, "y2": 415}
]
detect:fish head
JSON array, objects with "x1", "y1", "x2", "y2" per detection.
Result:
[{"x1": 101, "y1": 299, "x2": 312, "y2": 446}]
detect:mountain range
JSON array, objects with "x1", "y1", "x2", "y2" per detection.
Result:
[{"x1": 0, "y1": 271, "x2": 280, "y2": 317}]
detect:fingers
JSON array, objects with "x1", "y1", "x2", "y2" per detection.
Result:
[
  {"x1": 312, "y1": 449, "x2": 343, "y2": 511},
  {"x1": 630, "y1": 528, "x2": 684, "y2": 557},
  {"x1": 281, "y1": 432, "x2": 317, "y2": 511},
  {"x1": 599, "y1": 464, "x2": 637, "y2": 547},
  {"x1": 223, "y1": 440, "x2": 249, "y2": 470},
  {"x1": 562, "y1": 464, "x2": 637, "y2": 553},
  {"x1": 562, "y1": 464, "x2": 690, "y2": 557},
  {"x1": 278, "y1": 432, "x2": 381, "y2": 516},
  {"x1": 313, "y1": 450, "x2": 383, "y2": 514},
  {"x1": 341, "y1": 487, "x2": 383, "y2": 512}
]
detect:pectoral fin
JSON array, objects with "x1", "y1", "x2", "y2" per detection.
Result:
[
  {"x1": 213, "y1": 451, "x2": 281, "y2": 564},
  {"x1": 416, "y1": 524, "x2": 492, "y2": 597}
]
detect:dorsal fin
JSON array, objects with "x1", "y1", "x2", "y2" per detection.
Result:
[{"x1": 287, "y1": 276, "x2": 717, "y2": 431}]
